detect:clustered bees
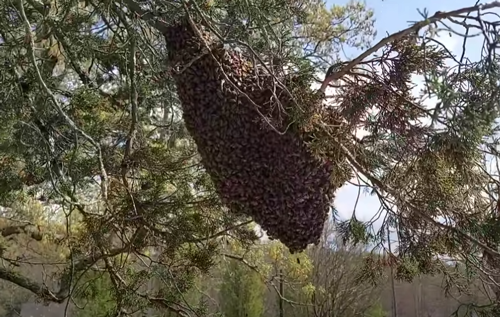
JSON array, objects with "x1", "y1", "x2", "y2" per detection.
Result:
[{"x1": 164, "y1": 20, "x2": 337, "y2": 253}]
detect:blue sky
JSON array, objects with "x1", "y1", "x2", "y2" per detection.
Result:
[{"x1": 327, "y1": 0, "x2": 490, "y2": 231}]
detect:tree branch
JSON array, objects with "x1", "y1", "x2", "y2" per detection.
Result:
[
  {"x1": 18, "y1": 0, "x2": 109, "y2": 201},
  {"x1": 0, "y1": 267, "x2": 63, "y2": 303},
  {"x1": 0, "y1": 244, "x2": 129, "y2": 303},
  {"x1": 320, "y1": 1, "x2": 500, "y2": 92},
  {"x1": 328, "y1": 129, "x2": 500, "y2": 258}
]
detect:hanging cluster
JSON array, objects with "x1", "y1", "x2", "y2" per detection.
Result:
[{"x1": 164, "y1": 20, "x2": 338, "y2": 253}]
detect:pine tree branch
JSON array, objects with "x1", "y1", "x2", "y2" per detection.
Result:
[
  {"x1": 328, "y1": 129, "x2": 500, "y2": 259},
  {"x1": 18, "y1": 0, "x2": 109, "y2": 202},
  {"x1": 320, "y1": 1, "x2": 500, "y2": 92}
]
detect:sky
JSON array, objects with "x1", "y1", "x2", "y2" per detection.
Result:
[{"x1": 325, "y1": 0, "x2": 492, "y2": 233}]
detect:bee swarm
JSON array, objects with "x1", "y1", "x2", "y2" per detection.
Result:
[{"x1": 164, "y1": 20, "x2": 337, "y2": 253}]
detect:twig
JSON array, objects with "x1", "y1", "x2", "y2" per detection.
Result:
[
  {"x1": 0, "y1": 242, "x2": 129, "y2": 303},
  {"x1": 120, "y1": 0, "x2": 169, "y2": 34},
  {"x1": 122, "y1": 34, "x2": 139, "y2": 185},
  {"x1": 174, "y1": 48, "x2": 210, "y2": 74}
]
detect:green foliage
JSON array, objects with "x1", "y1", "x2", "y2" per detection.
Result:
[
  {"x1": 220, "y1": 259, "x2": 265, "y2": 317},
  {"x1": 73, "y1": 272, "x2": 116, "y2": 317},
  {"x1": 203, "y1": 0, "x2": 375, "y2": 68},
  {"x1": 365, "y1": 302, "x2": 387, "y2": 317},
  {"x1": 338, "y1": 217, "x2": 373, "y2": 245}
]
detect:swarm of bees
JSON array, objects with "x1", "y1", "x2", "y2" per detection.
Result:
[{"x1": 163, "y1": 19, "x2": 338, "y2": 253}]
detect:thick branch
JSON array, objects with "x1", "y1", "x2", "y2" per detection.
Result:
[
  {"x1": 0, "y1": 245, "x2": 128, "y2": 302},
  {"x1": 0, "y1": 267, "x2": 63, "y2": 302}
]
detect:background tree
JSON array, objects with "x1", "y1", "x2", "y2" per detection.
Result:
[
  {"x1": 219, "y1": 258, "x2": 265, "y2": 317},
  {"x1": 219, "y1": 220, "x2": 386, "y2": 317},
  {"x1": 305, "y1": 222, "x2": 383, "y2": 317}
]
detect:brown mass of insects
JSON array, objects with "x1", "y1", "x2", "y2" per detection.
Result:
[{"x1": 164, "y1": 19, "x2": 336, "y2": 253}]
